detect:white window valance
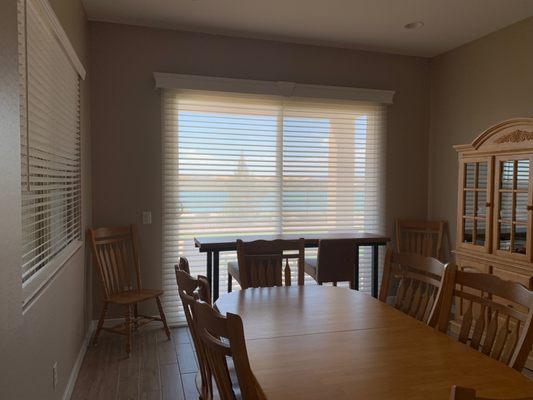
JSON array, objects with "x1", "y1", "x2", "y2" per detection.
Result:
[{"x1": 153, "y1": 72, "x2": 394, "y2": 104}]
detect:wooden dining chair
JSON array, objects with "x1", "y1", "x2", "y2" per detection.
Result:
[
  {"x1": 395, "y1": 219, "x2": 447, "y2": 260},
  {"x1": 194, "y1": 300, "x2": 267, "y2": 400},
  {"x1": 379, "y1": 249, "x2": 449, "y2": 327},
  {"x1": 87, "y1": 224, "x2": 171, "y2": 355},
  {"x1": 227, "y1": 238, "x2": 305, "y2": 290},
  {"x1": 175, "y1": 260, "x2": 212, "y2": 400},
  {"x1": 437, "y1": 266, "x2": 533, "y2": 371},
  {"x1": 304, "y1": 238, "x2": 357, "y2": 288},
  {"x1": 450, "y1": 385, "x2": 533, "y2": 400}
]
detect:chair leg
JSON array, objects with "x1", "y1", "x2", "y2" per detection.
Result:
[
  {"x1": 124, "y1": 304, "x2": 132, "y2": 356},
  {"x1": 133, "y1": 303, "x2": 139, "y2": 330},
  {"x1": 228, "y1": 273, "x2": 232, "y2": 293},
  {"x1": 92, "y1": 302, "x2": 109, "y2": 346},
  {"x1": 156, "y1": 296, "x2": 171, "y2": 340}
]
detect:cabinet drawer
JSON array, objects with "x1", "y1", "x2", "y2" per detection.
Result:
[
  {"x1": 492, "y1": 267, "x2": 533, "y2": 289},
  {"x1": 455, "y1": 257, "x2": 490, "y2": 274}
]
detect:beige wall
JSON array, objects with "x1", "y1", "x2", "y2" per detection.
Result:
[
  {"x1": 428, "y1": 17, "x2": 533, "y2": 250},
  {"x1": 0, "y1": 0, "x2": 91, "y2": 399},
  {"x1": 89, "y1": 22, "x2": 430, "y2": 317}
]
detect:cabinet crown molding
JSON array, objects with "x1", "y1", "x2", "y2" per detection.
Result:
[
  {"x1": 454, "y1": 118, "x2": 533, "y2": 153},
  {"x1": 495, "y1": 130, "x2": 533, "y2": 144}
]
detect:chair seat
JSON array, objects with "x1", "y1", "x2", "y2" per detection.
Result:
[
  {"x1": 228, "y1": 261, "x2": 241, "y2": 283},
  {"x1": 108, "y1": 288, "x2": 163, "y2": 305},
  {"x1": 304, "y1": 257, "x2": 318, "y2": 280}
]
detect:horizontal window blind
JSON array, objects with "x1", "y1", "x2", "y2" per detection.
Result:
[
  {"x1": 162, "y1": 89, "x2": 385, "y2": 325},
  {"x1": 19, "y1": 0, "x2": 82, "y2": 288}
]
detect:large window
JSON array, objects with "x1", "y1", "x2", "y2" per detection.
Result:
[
  {"x1": 18, "y1": 0, "x2": 85, "y2": 303},
  {"x1": 162, "y1": 90, "x2": 386, "y2": 324}
]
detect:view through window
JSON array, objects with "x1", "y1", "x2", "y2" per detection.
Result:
[{"x1": 162, "y1": 90, "x2": 385, "y2": 324}]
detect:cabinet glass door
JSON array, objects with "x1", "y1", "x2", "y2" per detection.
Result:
[
  {"x1": 460, "y1": 159, "x2": 490, "y2": 250},
  {"x1": 494, "y1": 157, "x2": 532, "y2": 258}
]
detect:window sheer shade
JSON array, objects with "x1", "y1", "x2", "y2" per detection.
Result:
[
  {"x1": 19, "y1": 0, "x2": 83, "y2": 293},
  {"x1": 162, "y1": 90, "x2": 385, "y2": 325}
]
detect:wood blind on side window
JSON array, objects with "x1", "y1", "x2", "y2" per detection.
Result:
[{"x1": 19, "y1": 0, "x2": 84, "y2": 297}]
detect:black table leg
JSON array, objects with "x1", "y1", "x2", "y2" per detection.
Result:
[
  {"x1": 206, "y1": 251, "x2": 213, "y2": 292},
  {"x1": 354, "y1": 245, "x2": 359, "y2": 291},
  {"x1": 213, "y1": 251, "x2": 220, "y2": 301},
  {"x1": 372, "y1": 244, "x2": 379, "y2": 298}
]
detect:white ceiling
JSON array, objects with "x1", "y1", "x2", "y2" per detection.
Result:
[{"x1": 82, "y1": 0, "x2": 533, "y2": 57}]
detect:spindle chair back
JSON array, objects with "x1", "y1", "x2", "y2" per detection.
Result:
[
  {"x1": 236, "y1": 238, "x2": 305, "y2": 289},
  {"x1": 438, "y1": 267, "x2": 533, "y2": 371},
  {"x1": 194, "y1": 301, "x2": 266, "y2": 400},
  {"x1": 379, "y1": 249, "x2": 449, "y2": 327}
]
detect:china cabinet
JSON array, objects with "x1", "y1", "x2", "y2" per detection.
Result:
[
  {"x1": 454, "y1": 118, "x2": 533, "y2": 368},
  {"x1": 454, "y1": 118, "x2": 533, "y2": 288}
]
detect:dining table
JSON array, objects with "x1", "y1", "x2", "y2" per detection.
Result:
[
  {"x1": 215, "y1": 285, "x2": 533, "y2": 400},
  {"x1": 194, "y1": 232, "x2": 389, "y2": 301}
]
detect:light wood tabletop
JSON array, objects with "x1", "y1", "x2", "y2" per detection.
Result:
[{"x1": 216, "y1": 286, "x2": 533, "y2": 400}]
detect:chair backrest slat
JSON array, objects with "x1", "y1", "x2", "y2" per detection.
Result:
[
  {"x1": 438, "y1": 267, "x2": 533, "y2": 371},
  {"x1": 236, "y1": 238, "x2": 305, "y2": 289},
  {"x1": 395, "y1": 219, "x2": 446, "y2": 260},
  {"x1": 194, "y1": 301, "x2": 266, "y2": 400},
  {"x1": 87, "y1": 225, "x2": 142, "y2": 299},
  {"x1": 379, "y1": 249, "x2": 448, "y2": 327}
]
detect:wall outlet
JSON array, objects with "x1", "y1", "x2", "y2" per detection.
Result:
[
  {"x1": 142, "y1": 211, "x2": 152, "y2": 225},
  {"x1": 52, "y1": 362, "x2": 58, "y2": 389}
]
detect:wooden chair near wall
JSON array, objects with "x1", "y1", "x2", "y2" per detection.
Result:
[
  {"x1": 175, "y1": 258, "x2": 212, "y2": 400},
  {"x1": 378, "y1": 249, "x2": 449, "y2": 327},
  {"x1": 87, "y1": 224, "x2": 171, "y2": 355},
  {"x1": 437, "y1": 266, "x2": 533, "y2": 371},
  {"x1": 450, "y1": 385, "x2": 533, "y2": 400},
  {"x1": 227, "y1": 238, "x2": 305, "y2": 291},
  {"x1": 194, "y1": 300, "x2": 267, "y2": 400},
  {"x1": 395, "y1": 219, "x2": 447, "y2": 260},
  {"x1": 304, "y1": 239, "x2": 357, "y2": 288}
]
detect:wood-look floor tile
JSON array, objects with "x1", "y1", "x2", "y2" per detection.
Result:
[
  {"x1": 117, "y1": 333, "x2": 142, "y2": 400},
  {"x1": 157, "y1": 331, "x2": 178, "y2": 366},
  {"x1": 140, "y1": 330, "x2": 161, "y2": 394},
  {"x1": 160, "y1": 363, "x2": 185, "y2": 400},
  {"x1": 176, "y1": 342, "x2": 198, "y2": 374},
  {"x1": 72, "y1": 327, "x2": 202, "y2": 400},
  {"x1": 171, "y1": 328, "x2": 190, "y2": 344},
  {"x1": 180, "y1": 373, "x2": 199, "y2": 400}
]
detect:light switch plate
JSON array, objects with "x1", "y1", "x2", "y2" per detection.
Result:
[{"x1": 142, "y1": 211, "x2": 152, "y2": 225}]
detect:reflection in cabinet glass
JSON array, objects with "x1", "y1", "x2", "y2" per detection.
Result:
[
  {"x1": 461, "y1": 161, "x2": 489, "y2": 246},
  {"x1": 496, "y1": 159, "x2": 529, "y2": 255}
]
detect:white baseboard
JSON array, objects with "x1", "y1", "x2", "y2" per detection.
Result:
[{"x1": 62, "y1": 321, "x2": 95, "y2": 400}]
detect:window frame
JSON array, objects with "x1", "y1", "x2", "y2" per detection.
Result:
[{"x1": 18, "y1": 0, "x2": 86, "y2": 307}]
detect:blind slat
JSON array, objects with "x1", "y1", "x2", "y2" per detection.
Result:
[
  {"x1": 19, "y1": 0, "x2": 82, "y2": 285},
  {"x1": 162, "y1": 89, "x2": 385, "y2": 325}
]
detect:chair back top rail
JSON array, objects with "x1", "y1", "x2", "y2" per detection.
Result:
[
  {"x1": 438, "y1": 265, "x2": 533, "y2": 371},
  {"x1": 450, "y1": 385, "x2": 533, "y2": 400}
]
